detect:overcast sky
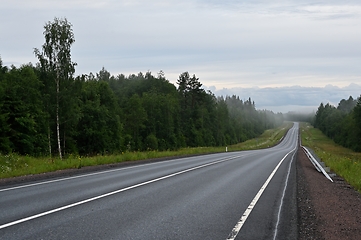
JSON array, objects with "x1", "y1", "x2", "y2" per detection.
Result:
[{"x1": 1, "y1": 0, "x2": 361, "y2": 112}]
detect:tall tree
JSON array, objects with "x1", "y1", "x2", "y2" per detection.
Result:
[
  {"x1": 34, "y1": 17, "x2": 76, "y2": 159},
  {"x1": 314, "y1": 97, "x2": 361, "y2": 152},
  {"x1": 337, "y1": 96, "x2": 357, "y2": 114},
  {"x1": 124, "y1": 94, "x2": 147, "y2": 151},
  {"x1": 96, "y1": 67, "x2": 111, "y2": 82},
  {"x1": 352, "y1": 96, "x2": 361, "y2": 151},
  {"x1": 76, "y1": 80, "x2": 122, "y2": 155},
  {"x1": 0, "y1": 58, "x2": 11, "y2": 153}
]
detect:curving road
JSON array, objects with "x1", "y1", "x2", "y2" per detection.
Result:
[{"x1": 0, "y1": 123, "x2": 299, "y2": 239}]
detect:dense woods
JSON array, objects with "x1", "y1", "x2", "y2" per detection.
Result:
[
  {"x1": 313, "y1": 96, "x2": 361, "y2": 152},
  {"x1": 0, "y1": 60, "x2": 284, "y2": 156},
  {"x1": 0, "y1": 18, "x2": 285, "y2": 157}
]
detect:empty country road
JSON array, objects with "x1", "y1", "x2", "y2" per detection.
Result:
[{"x1": 0, "y1": 123, "x2": 299, "y2": 240}]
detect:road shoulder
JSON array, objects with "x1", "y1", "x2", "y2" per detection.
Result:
[{"x1": 297, "y1": 147, "x2": 361, "y2": 239}]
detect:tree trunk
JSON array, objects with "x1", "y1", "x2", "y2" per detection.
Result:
[
  {"x1": 63, "y1": 130, "x2": 66, "y2": 156},
  {"x1": 56, "y1": 78, "x2": 62, "y2": 160},
  {"x1": 48, "y1": 124, "x2": 52, "y2": 158}
]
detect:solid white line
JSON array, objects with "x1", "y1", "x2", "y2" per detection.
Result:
[
  {"x1": 273, "y1": 149, "x2": 297, "y2": 240},
  {"x1": 0, "y1": 166, "x2": 136, "y2": 192},
  {"x1": 0, "y1": 155, "x2": 242, "y2": 230},
  {"x1": 226, "y1": 146, "x2": 297, "y2": 240}
]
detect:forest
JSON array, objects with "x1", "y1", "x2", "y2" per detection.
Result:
[
  {"x1": 0, "y1": 18, "x2": 284, "y2": 158},
  {"x1": 313, "y1": 96, "x2": 361, "y2": 152},
  {"x1": 0, "y1": 61, "x2": 284, "y2": 157}
]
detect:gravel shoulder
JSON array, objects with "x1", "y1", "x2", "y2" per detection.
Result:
[{"x1": 297, "y1": 146, "x2": 361, "y2": 239}]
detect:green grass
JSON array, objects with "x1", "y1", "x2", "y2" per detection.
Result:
[
  {"x1": 228, "y1": 122, "x2": 293, "y2": 151},
  {"x1": 300, "y1": 122, "x2": 361, "y2": 192},
  {"x1": 0, "y1": 122, "x2": 293, "y2": 180}
]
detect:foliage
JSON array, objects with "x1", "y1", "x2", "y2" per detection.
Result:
[
  {"x1": 75, "y1": 79, "x2": 122, "y2": 155},
  {"x1": 0, "y1": 64, "x2": 47, "y2": 155},
  {"x1": 313, "y1": 96, "x2": 361, "y2": 152},
  {"x1": 0, "y1": 63, "x2": 285, "y2": 157},
  {"x1": 34, "y1": 17, "x2": 77, "y2": 160}
]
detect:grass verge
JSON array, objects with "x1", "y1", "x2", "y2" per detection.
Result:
[
  {"x1": 0, "y1": 122, "x2": 293, "y2": 180},
  {"x1": 300, "y1": 122, "x2": 361, "y2": 192},
  {"x1": 228, "y1": 122, "x2": 292, "y2": 151}
]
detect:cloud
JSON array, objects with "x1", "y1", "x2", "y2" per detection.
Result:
[
  {"x1": 1, "y1": 0, "x2": 360, "y2": 108},
  {"x1": 210, "y1": 83, "x2": 361, "y2": 113}
]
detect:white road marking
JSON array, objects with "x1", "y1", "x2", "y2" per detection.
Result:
[
  {"x1": 0, "y1": 165, "x2": 139, "y2": 192},
  {"x1": 226, "y1": 146, "x2": 297, "y2": 240},
  {"x1": 0, "y1": 153, "x2": 238, "y2": 192},
  {"x1": 0, "y1": 155, "x2": 242, "y2": 230},
  {"x1": 273, "y1": 149, "x2": 297, "y2": 240}
]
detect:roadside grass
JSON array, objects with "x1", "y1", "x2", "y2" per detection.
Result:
[
  {"x1": 228, "y1": 122, "x2": 293, "y2": 151},
  {"x1": 0, "y1": 122, "x2": 293, "y2": 179},
  {"x1": 300, "y1": 122, "x2": 361, "y2": 192}
]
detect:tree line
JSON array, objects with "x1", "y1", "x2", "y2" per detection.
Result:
[
  {"x1": 313, "y1": 96, "x2": 361, "y2": 152},
  {"x1": 0, "y1": 17, "x2": 284, "y2": 158}
]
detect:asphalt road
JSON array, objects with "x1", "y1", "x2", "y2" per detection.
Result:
[{"x1": 0, "y1": 123, "x2": 299, "y2": 240}]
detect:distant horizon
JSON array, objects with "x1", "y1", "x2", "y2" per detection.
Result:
[
  {"x1": 207, "y1": 83, "x2": 361, "y2": 114},
  {"x1": 1, "y1": 55, "x2": 359, "y2": 114}
]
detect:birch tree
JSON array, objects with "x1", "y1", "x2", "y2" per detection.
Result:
[{"x1": 34, "y1": 17, "x2": 76, "y2": 160}]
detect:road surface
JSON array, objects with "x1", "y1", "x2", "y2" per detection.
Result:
[{"x1": 0, "y1": 123, "x2": 299, "y2": 239}]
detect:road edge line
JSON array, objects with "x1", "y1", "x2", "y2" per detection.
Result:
[
  {"x1": 226, "y1": 146, "x2": 296, "y2": 240},
  {"x1": 0, "y1": 155, "x2": 242, "y2": 230}
]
